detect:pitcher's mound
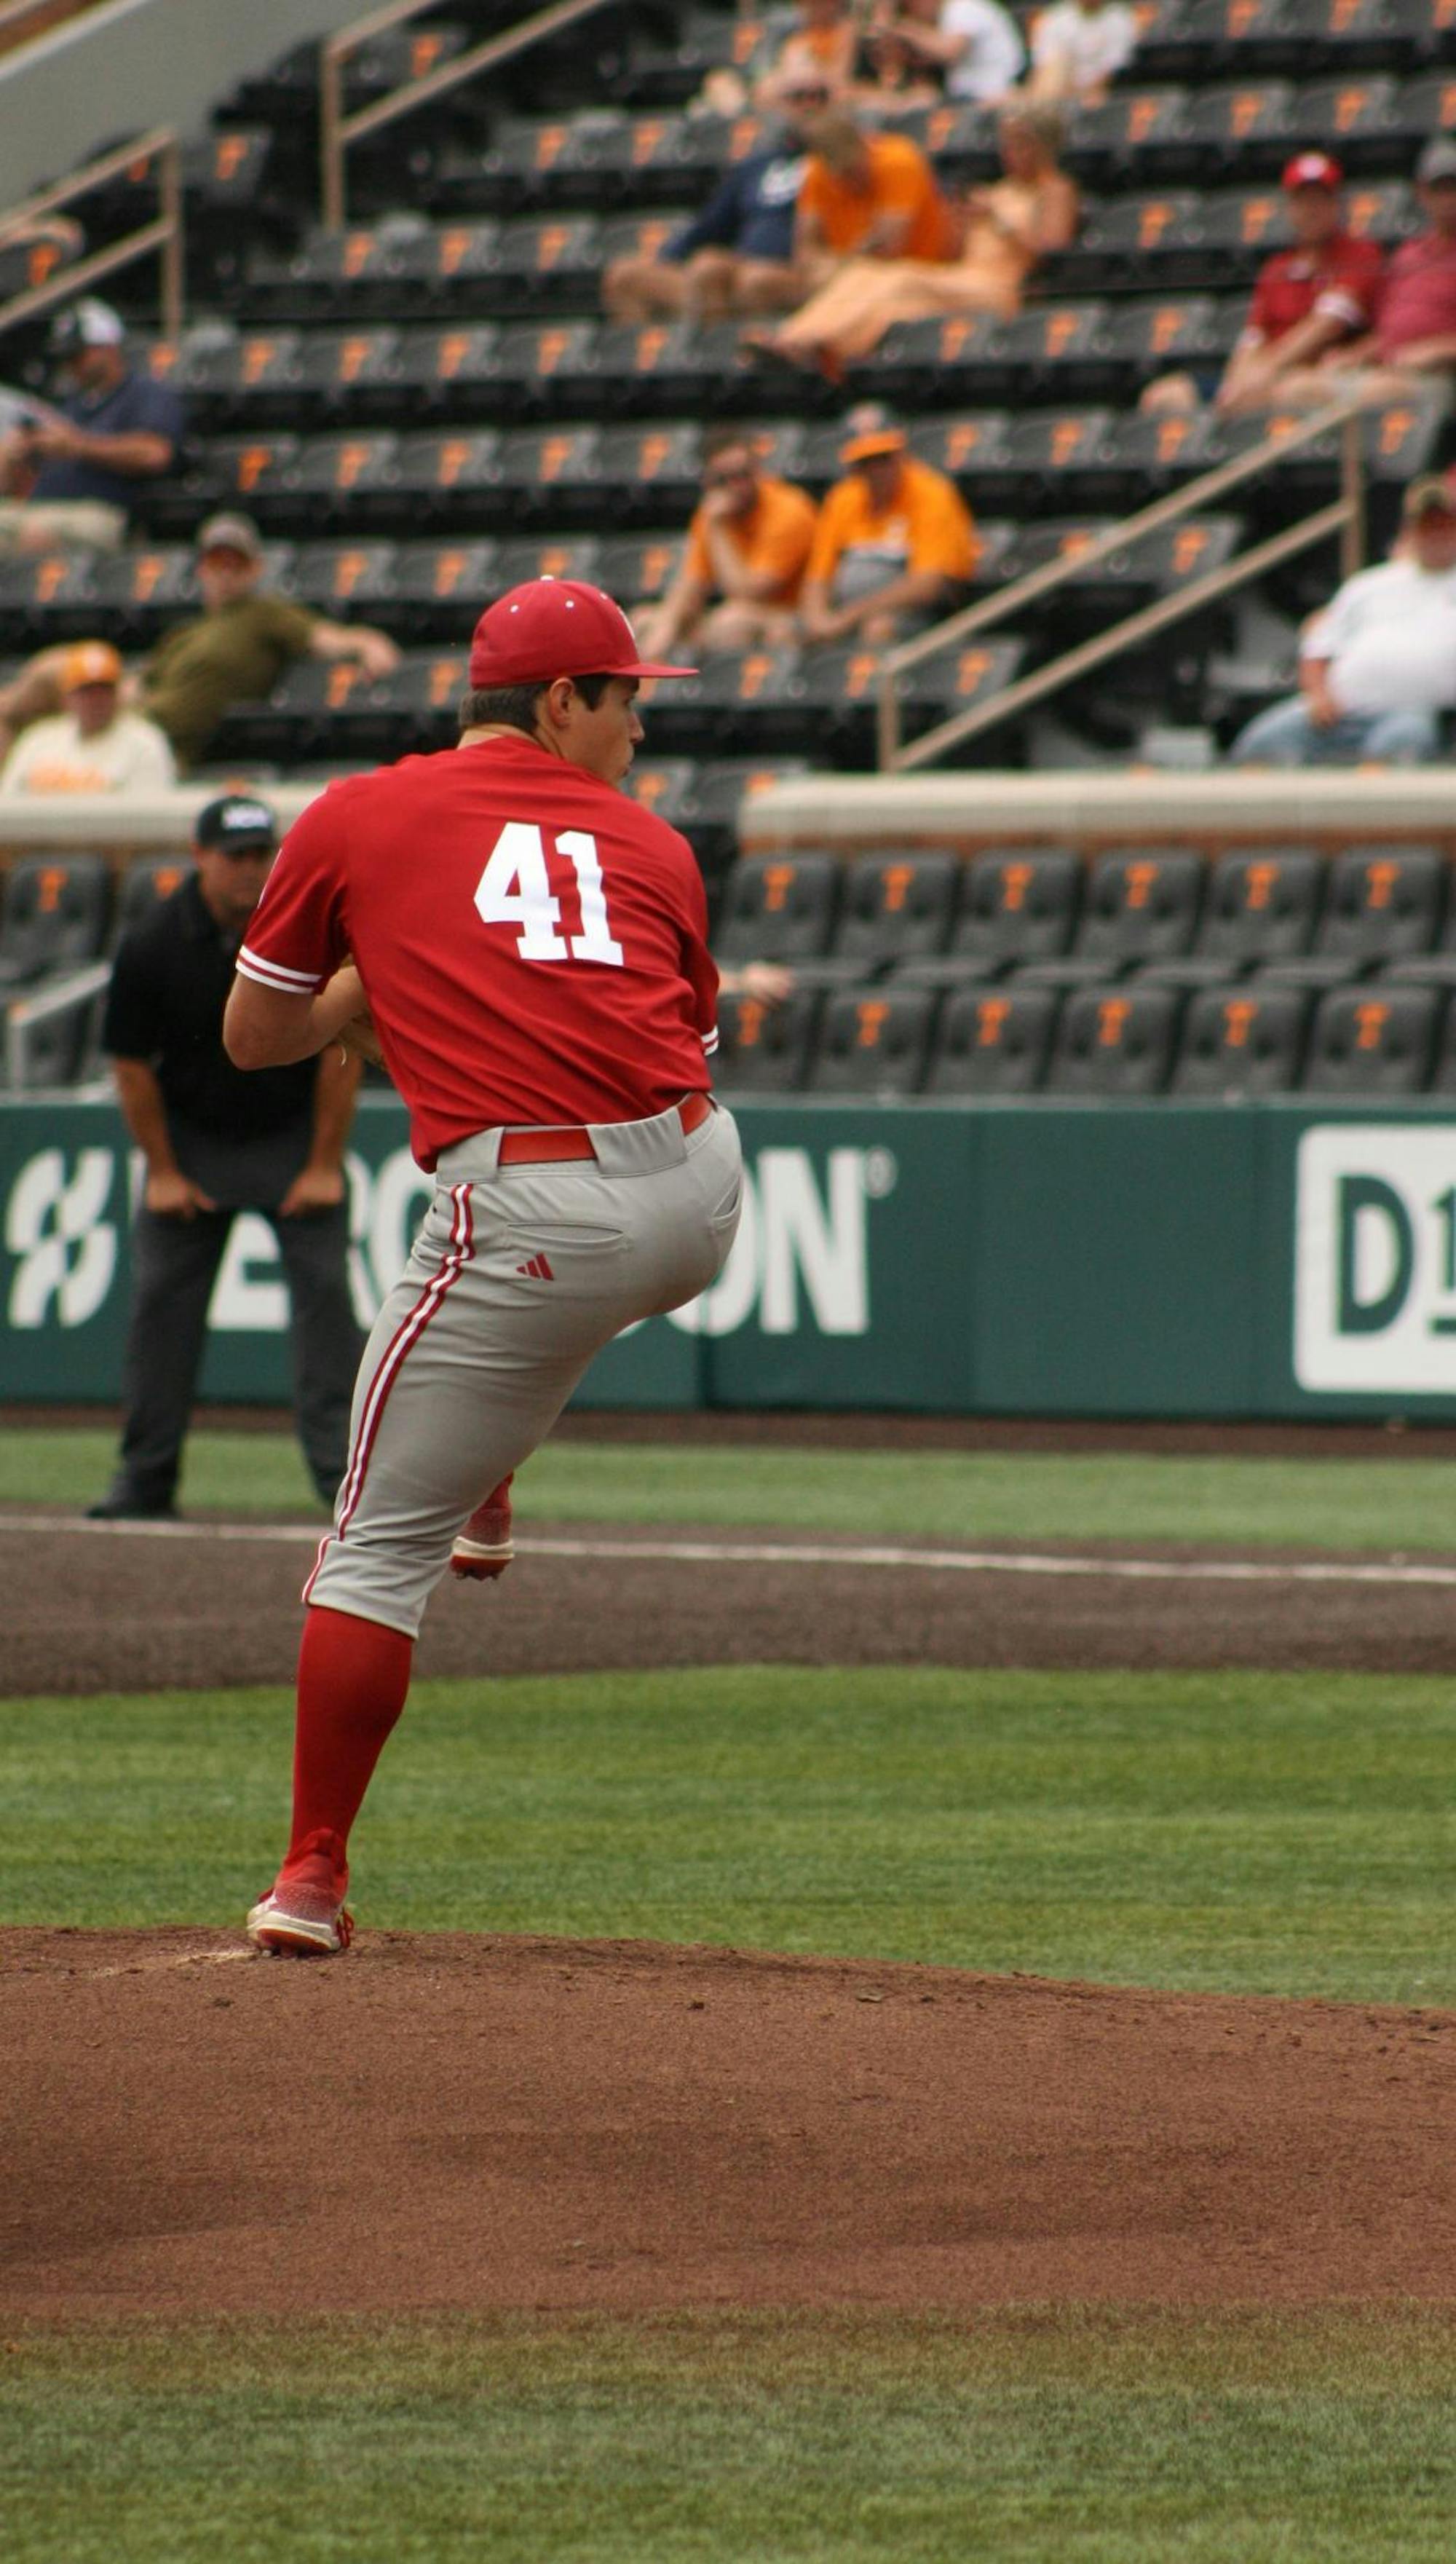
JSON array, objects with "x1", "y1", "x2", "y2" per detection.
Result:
[{"x1": 4, "y1": 1931, "x2": 1455, "y2": 2319}]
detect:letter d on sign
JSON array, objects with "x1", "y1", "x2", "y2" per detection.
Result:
[{"x1": 1337, "y1": 1175, "x2": 1414, "y2": 1334}]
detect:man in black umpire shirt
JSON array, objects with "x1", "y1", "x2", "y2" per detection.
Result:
[{"x1": 88, "y1": 792, "x2": 365, "y2": 1520}]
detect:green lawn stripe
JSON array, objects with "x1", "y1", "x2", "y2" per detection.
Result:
[
  {"x1": 3, "y1": 1665, "x2": 1454, "y2": 2003},
  {"x1": 4, "y1": 2313, "x2": 1456, "y2": 2564},
  {"x1": 4, "y1": 1427, "x2": 1456, "y2": 1553}
]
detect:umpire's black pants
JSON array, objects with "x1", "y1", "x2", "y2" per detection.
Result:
[{"x1": 114, "y1": 1200, "x2": 364, "y2": 1511}]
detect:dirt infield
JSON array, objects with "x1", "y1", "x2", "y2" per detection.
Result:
[
  {"x1": 4, "y1": 1930, "x2": 1455, "y2": 2319},
  {"x1": 6, "y1": 1480, "x2": 1456, "y2": 2324}
]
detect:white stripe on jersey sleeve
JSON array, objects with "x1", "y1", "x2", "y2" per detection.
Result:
[
  {"x1": 702, "y1": 1025, "x2": 719, "y2": 1055},
  {"x1": 237, "y1": 945, "x2": 323, "y2": 994}
]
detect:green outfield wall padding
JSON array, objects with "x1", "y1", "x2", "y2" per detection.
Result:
[{"x1": 4, "y1": 1094, "x2": 1456, "y2": 1418}]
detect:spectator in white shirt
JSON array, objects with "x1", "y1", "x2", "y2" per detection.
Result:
[
  {"x1": 1028, "y1": 0, "x2": 1138, "y2": 106},
  {"x1": 0, "y1": 639, "x2": 176, "y2": 795},
  {"x1": 1230, "y1": 476, "x2": 1456, "y2": 765},
  {"x1": 869, "y1": 0, "x2": 1026, "y2": 103}
]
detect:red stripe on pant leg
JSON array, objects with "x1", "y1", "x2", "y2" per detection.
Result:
[{"x1": 334, "y1": 1181, "x2": 475, "y2": 1540}]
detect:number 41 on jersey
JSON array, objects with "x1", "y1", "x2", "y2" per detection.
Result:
[{"x1": 474, "y1": 821, "x2": 623, "y2": 967}]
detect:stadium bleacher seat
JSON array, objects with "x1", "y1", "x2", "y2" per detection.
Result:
[
  {"x1": 1172, "y1": 982, "x2": 1313, "y2": 1093},
  {"x1": 896, "y1": 848, "x2": 1083, "y2": 986},
  {"x1": 716, "y1": 852, "x2": 842, "y2": 969},
  {"x1": 1302, "y1": 984, "x2": 1444, "y2": 1090},
  {"x1": 1142, "y1": 846, "x2": 1326, "y2": 986},
  {"x1": 923, "y1": 982, "x2": 1061, "y2": 1094},
  {"x1": 0, "y1": 858, "x2": 111, "y2": 991},
  {"x1": 113, "y1": 859, "x2": 188, "y2": 940},
  {"x1": 807, "y1": 986, "x2": 940, "y2": 1097},
  {"x1": 792, "y1": 851, "x2": 961, "y2": 990},
  {"x1": 716, "y1": 985, "x2": 822, "y2": 1093},
  {"x1": 1259, "y1": 845, "x2": 1447, "y2": 987},
  {"x1": 1020, "y1": 849, "x2": 1206, "y2": 987},
  {"x1": 1045, "y1": 983, "x2": 1184, "y2": 1094}
]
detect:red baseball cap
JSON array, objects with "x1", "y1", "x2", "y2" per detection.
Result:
[
  {"x1": 467, "y1": 580, "x2": 695, "y2": 687},
  {"x1": 1283, "y1": 151, "x2": 1342, "y2": 192}
]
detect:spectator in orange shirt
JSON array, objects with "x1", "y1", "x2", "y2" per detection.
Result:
[
  {"x1": 753, "y1": 103, "x2": 1077, "y2": 377},
  {"x1": 799, "y1": 403, "x2": 979, "y2": 645},
  {"x1": 794, "y1": 108, "x2": 960, "y2": 277},
  {"x1": 638, "y1": 430, "x2": 818, "y2": 658}
]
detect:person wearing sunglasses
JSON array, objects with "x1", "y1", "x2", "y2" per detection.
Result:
[{"x1": 638, "y1": 428, "x2": 818, "y2": 660}]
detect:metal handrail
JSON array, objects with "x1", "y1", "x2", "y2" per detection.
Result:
[
  {"x1": 0, "y1": 126, "x2": 183, "y2": 342},
  {"x1": 321, "y1": 0, "x2": 617, "y2": 230},
  {"x1": 877, "y1": 395, "x2": 1372, "y2": 773},
  {"x1": 4, "y1": 956, "x2": 109, "y2": 1089},
  {"x1": 0, "y1": 0, "x2": 95, "y2": 45}
]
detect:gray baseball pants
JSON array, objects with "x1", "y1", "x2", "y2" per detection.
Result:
[{"x1": 305, "y1": 1095, "x2": 743, "y2": 1636}]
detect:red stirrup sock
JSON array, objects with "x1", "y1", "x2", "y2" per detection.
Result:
[{"x1": 285, "y1": 1604, "x2": 414, "y2": 1866}]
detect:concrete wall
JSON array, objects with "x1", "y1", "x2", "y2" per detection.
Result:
[{"x1": 1, "y1": 0, "x2": 371, "y2": 201}]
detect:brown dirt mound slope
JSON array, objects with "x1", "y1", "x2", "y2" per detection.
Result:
[
  {"x1": 4, "y1": 1931, "x2": 1454, "y2": 2320},
  {"x1": 5, "y1": 1518, "x2": 1456, "y2": 1694}
]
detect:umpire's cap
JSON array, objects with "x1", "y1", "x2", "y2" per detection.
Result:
[
  {"x1": 468, "y1": 580, "x2": 695, "y2": 687},
  {"x1": 194, "y1": 792, "x2": 278, "y2": 855}
]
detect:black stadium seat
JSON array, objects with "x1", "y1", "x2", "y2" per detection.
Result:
[
  {"x1": 807, "y1": 986, "x2": 938, "y2": 1097},
  {"x1": 492, "y1": 534, "x2": 603, "y2": 590},
  {"x1": 0, "y1": 552, "x2": 100, "y2": 647},
  {"x1": 716, "y1": 853, "x2": 842, "y2": 969},
  {"x1": 1142, "y1": 847, "x2": 1325, "y2": 987},
  {"x1": 1302, "y1": 985, "x2": 1443, "y2": 1092},
  {"x1": 287, "y1": 540, "x2": 401, "y2": 618},
  {"x1": 391, "y1": 430, "x2": 504, "y2": 526},
  {"x1": 898, "y1": 847, "x2": 1083, "y2": 985},
  {"x1": 715, "y1": 986, "x2": 822, "y2": 1094},
  {"x1": 1172, "y1": 983, "x2": 1313, "y2": 1094},
  {"x1": 390, "y1": 325, "x2": 502, "y2": 414},
  {"x1": 389, "y1": 537, "x2": 500, "y2": 638},
  {"x1": 1021, "y1": 849, "x2": 1205, "y2": 988},
  {"x1": 794, "y1": 851, "x2": 961, "y2": 990},
  {"x1": 0, "y1": 858, "x2": 111, "y2": 990},
  {"x1": 1259, "y1": 845, "x2": 1447, "y2": 986},
  {"x1": 114, "y1": 857, "x2": 189, "y2": 940},
  {"x1": 924, "y1": 983, "x2": 1060, "y2": 1094},
  {"x1": 1045, "y1": 984, "x2": 1183, "y2": 1095}
]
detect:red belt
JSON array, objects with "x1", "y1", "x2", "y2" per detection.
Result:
[{"x1": 496, "y1": 1090, "x2": 711, "y2": 1167}]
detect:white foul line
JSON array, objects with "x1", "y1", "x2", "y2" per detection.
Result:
[{"x1": 4, "y1": 1512, "x2": 1456, "y2": 1588}]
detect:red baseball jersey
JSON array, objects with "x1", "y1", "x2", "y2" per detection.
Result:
[
  {"x1": 1245, "y1": 232, "x2": 1385, "y2": 346},
  {"x1": 238, "y1": 735, "x2": 719, "y2": 1169}
]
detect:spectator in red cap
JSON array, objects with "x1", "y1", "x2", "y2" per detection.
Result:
[
  {"x1": 0, "y1": 638, "x2": 175, "y2": 796},
  {"x1": 222, "y1": 581, "x2": 745, "y2": 1959},
  {"x1": 1277, "y1": 135, "x2": 1456, "y2": 405},
  {"x1": 1142, "y1": 154, "x2": 1384, "y2": 417}
]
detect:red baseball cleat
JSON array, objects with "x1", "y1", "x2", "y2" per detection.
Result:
[
  {"x1": 449, "y1": 1473, "x2": 515, "y2": 1581},
  {"x1": 247, "y1": 1827, "x2": 354, "y2": 1956}
]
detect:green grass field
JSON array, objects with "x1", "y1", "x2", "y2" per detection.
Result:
[
  {"x1": 7, "y1": 2312, "x2": 1456, "y2": 2564},
  {"x1": 6, "y1": 1427, "x2": 1456, "y2": 2560},
  {"x1": 3, "y1": 1664, "x2": 1454, "y2": 2004},
  {"x1": 7, "y1": 1423, "x2": 1456, "y2": 1552}
]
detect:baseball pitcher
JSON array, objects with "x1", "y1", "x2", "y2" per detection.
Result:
[{"x1": 224, "y1": 579, "x2": 743, "y2": 1954}]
